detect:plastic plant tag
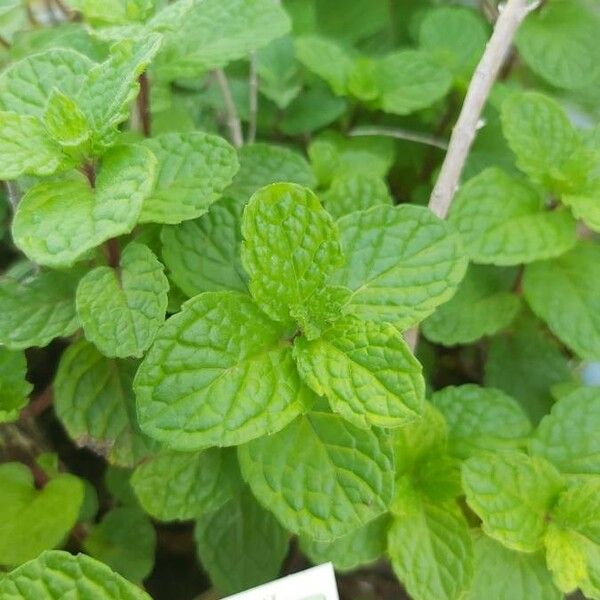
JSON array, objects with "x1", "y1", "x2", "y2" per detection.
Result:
[{"x1": 222, "y1": 563, "x2": 340, "y2": 600}]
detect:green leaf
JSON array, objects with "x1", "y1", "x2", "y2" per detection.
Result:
[
  {"x1": 279, "y1": 87, "x2": 346, "y2": 135},
  {"x1": 140, "y1": 132, "x2": 239, "y2": 224},
  {"x1": 466, "y1": 534, "x2": 560, "y2": 600},
  {"x1": 13, "y1": 144, "x2": 156, "y2": 268},
  {"x1": 194, "y1": 488, "x2": 289, "y2": 595},
  {"x1": 501, "y1": 91, "x2": 578, "y2": 187},
  {"x1": 422, "y1": 265, "x2": 520, "y2": 346},
  {"x1": 462, "y1": 451, "x2": 564, "y2": 552},
  {"x1": 241, "y1": 183, "x2": 342, "y2": 326},
  {"x1": 76, "y1": 243, "x2": 168, "y2": 358},
  {"x1": 294, "y1": 316, "x2": 424, "y2": 429},
  {"x1": 516, "y1": 0, "x2": 600, "y2": 91},
  {"x1": 300, "y1": 513, "x2": 390, "y2": 572},
  {"x1": 161, "y1": 197, "x2": 247, "y2": 297},
  {"x1": 295, "y1": 35, "x2": 354, "y2": 96},
  {"x1": 0, "y1": 550, "x2": 152, "y2": 599},
  {"x1": 0, "y1": 348, "x2": 31, "y2": 423},
  {"x1": 135, "y1": 291, "x2": 309, "y2": 450},
  {"x1": 448, "y1": 168, "x2": 577, "y2": 265},
  {"x1": 419, "y1": 7, "x2": 488, "y2": 79},
  {"x1": 43, "y1": 88, "x2": 90, "y2": 148},
  {"x1": 0, "y1": 463, "x2": 84, "y2": 566},
  {"x1": 66, "y1": 0, "x2": 156, "y2": 26},
  {"x1": 155, "y1": 0, "x2": 290, "y2": 79},
  {"x1": 484, "y1": 315, "x2": 573, "y2": 424},
  {"x1": 431, "y1": 385, "x2": 531, "y2": 459},
  {"x1": 322, "y1": 173, "x2": 393, "y2": 220},
  {"x1": 374, "y1": 50, "x2": 452, "y2": 116},
  {"x1": 0, "y1": 48, "x2": 94, "y2": 118},
  {"x1": 238, "y1": 410, "x2": 394, "y2": 541},
  {"x1": 83, "y1": 507, "x2": 156, "y2": 583},
  {"x1": 332, "y1": 204, "x2": 468, "y2": 330},
  {"x1": 388, "y1": 484, "x2": 473, "y2": 600},
  {"x1": 0, "y1": 111, "x2": 65, "y2": 179},
  {"x1": 530, "y1": 387, "x2": 600, "y2": 479},
  {"x1": 225, "y1": 142, "x2": 316, "y2": 204},
  {"x1": 130, "y1": 448, "x2": 243, "y2": 521},
  {"x1": 0, "y1": 269, "x2": 80, "y2": 350},
  {"x1": 523, "y1": 242, "x2": 600, "y2": 360},
  {"x1": 54, "y1": 339, "x2": 154, "y2": 467}
]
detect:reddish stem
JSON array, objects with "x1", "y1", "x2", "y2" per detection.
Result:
[
  {"x1": 138, "y1": 72, "x2": 151, "y2": 137},
  {"x1": 105, "y1": 238, "x2": 121, "y2": 269},
  {"x1": 21, "y1": 386, "x2": 53, "y2": 420}
]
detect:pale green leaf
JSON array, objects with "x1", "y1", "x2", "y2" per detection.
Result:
[
  {"x1": 530, "y1": 387, "x2": 600, "y2": 479},
  {"x1": 130, "y1": 448, "x2": 243, "y2": 521},
  {"x1": 466, "y1": 534, "x2": 560, "y2": 600},
  {"x1": 241, "y1": 183, "x2": 342, "y2": 326},
  {"x1": 300, "y1": 513, "x2": 390, "y2": 573},
  {"x1": 256, "y1": 36, "x2": 301, "y2": 109},
  {"x1": 134, "y1": 291, "x2": 309, "y2": 450},
  {"x1": 43, "y1": 88, "x2": 90, "y2": 148},
  {"x1": 431, "y1": 385, "x2": 531, "y2": 459},
  {"x1": 374, "y1": 50, "x2": 452, "y2": 116},
  {"x1": 238, "y1": 410, "x2": 394, "y2": 541},
  {"x1": 54, "y1": 339, "x2": 154, "y2": 467},
  {"x1": 76, "y1": 243, "x2": 168, "y2": 358},
  {"x1": 66, "y1": 0, "x2": 156, "y2": 25},
  {"x1": 0, "y1": 269, "x2": 80, "y2": 350},
  {"x1": 161, "y1": 197, "x2": 247, "y2": 297},
  {"x1": 0, "y1": 111, "x2": 65, "y2": 179},
  {"x1": 448, "y1": 168, "x2": 577, "y2": 265},
  {"x1": 388, "y1": 487, "x2": 473, "y2": 600},
  {"x1": 0, "y1": 550, "x2": 152, "y2": 599},
  {"x1": 194, "y1": 488, "x2": 289, "y2": 595},
  {"x1": 422, "y1": 265, "x2": 520, "y2": 346},
  {"x1": 225, "y1": 142, "x2": 316, "y2": 204},
  {"x1": 0, "y1": 348, "x2": 32, "y2": 422},
  {"x1": 0, "y1": 463, "x2": 84, "y2": 566},
  {"x1": 83, "y1": 507, "x2": 156, "y2": 583},
  {"x1": 322, "y1": 173, "x2": 393, "y2": 220},
  {"x1": 294, "y1": 316, "x2": 424, "y2": 429},
  {"x1": 332, "y1": 204, "x2": 468, "y2": 330},
  {"x1": 545, "y1": 523, "x2": 589, "y2": 595},
  {"x1": 155, "y1": 0, "x2": 290, "y2": 78},
  {"x1": 140, "y1": 132, "x2": 239, "y2": 224},
  {"x1": 462, "y1": 451, "x2": 564, "y2": 552},
  {"x1": 13, "y1": 144, "x2": 156, "y2": 268},
  {"x1": 523, "y1": 242, "x2": 600, "y2": 360}
]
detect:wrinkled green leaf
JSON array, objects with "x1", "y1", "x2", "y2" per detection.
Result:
[{"x1": 0, "y1": 348, "x2": 32, "y2": 422}]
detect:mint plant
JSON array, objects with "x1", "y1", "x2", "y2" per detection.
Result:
[{"x1": 1, "y1": 1, "x2": 600, "y2": 599}]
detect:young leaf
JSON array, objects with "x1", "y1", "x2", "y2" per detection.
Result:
[
  {"x1": 140, "y1": 132, "x2": 239, "y2": 224},
  {"x1": 388, "y1": 482, "x2": 473, "y2": 600},
  {"x1": 76, "y1": 242, "x2": 169, "y2": 358},
  {"x1": 43, "y1": 89, "x2": 90, "y2": 148},
  {"x1": 422, "y1": 265, "x2": 520, "y2": 346},
  {"x1": 523, "y1": 242, "x2": 600, "y2": 360},
  {"x1": 83, "y1": 507, "x2": 156, "y2": 583},
  {"x1": 226, "y1": 142, "x2": 316, "y2": 204},
  {"x1": 462, "y1": 451, "x2": 564, "y2": 552},
  {"x1": 448, "y1": 168, "x2": 577, "y2": 265},
  {"x1": 0, "y1": 348, "x2": 32, "y2": 422},
  {"x1": 161, "y1": 197, "x2": 247, "y2": 297},
  {"x1": 321, "y1": 173, "x2": 393, "y2": 220},
  {"x1": 194, "y1": 488, "x2": 289, "y2": 595},
  {"x1": 466, "y1": 534, "x2": 560, "y2": 600},
  {"x1": 155, "y1": 0, "x2": 290, "y2": 79},
  {"x1": 0, "y1": 550, "x2": 152, "y2": 599},
  {"x1": 530, "y1": 387, "x2": 600, "y2": 479},
  {"x1": 0, "y1": 112, "x2": 65, "y2": 179},
  {"x1": 13, "y1": 144, "x2": 156, "y2": 268},
  {"x1": 431, "y1": 385, "x2": 531, "y2": 459},
  {"x1": 0, "y1": 463, "x2": 84, "y2": 566},
  {"x1": 299, "y1": 513, "x2": 390, "y2": 573},
  {"x1": 332, "y1": 204, "x2": 468, "y2": 330},
  {"x1": 135, "y1": 291, "x2": 309, "y2": 450},
  {"x1": 239, "y1": 410, "x2": 394, "y2": 541},
  {"x1": 293, "y1": 316, "x2": 424, "y2": 429},
  {"x1": 241, "y1": 183, "x2": 342, "y2": 326},
  {"x1": 130, "y1": 448, "x2": 243, "y2": 521},
  {"x1": 54, "y1": 339, "x2": 153, "y2": 467},
  {"x1": 67, "y1": 0, "x2": 156, "y2": 26},
  {"x1": 0, "y1": 269, "x2": 80, "y2": 350}
]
